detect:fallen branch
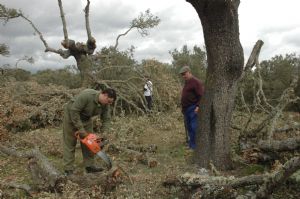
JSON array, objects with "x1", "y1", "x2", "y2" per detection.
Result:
[
  {"x1": 0, "y1": 145, "x2": 62, "y2": 191},
  {"x1": 254, "y1": 156, "x2": 300, "y2": 199},
  {"x1": 0, "y1": 180, "x2": 33, "y2": 196},
  {"x1": 258, "y1": 137, "x2": 300, "y2": 152},
  {"x1": 163, "y1": 156, "x2": 300, "y2": 198},
  {"x1": 0, "y1": 145, "x2": 123, "y2": 193},
  {"x1": 274, "y1": 124, "x2": 300, "y2": 133}
]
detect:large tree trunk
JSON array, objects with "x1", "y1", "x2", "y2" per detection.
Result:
[
  {"x1": 75, "y1": 54, "x2": 93, "y2": 87},
  {"x1": 187, "y1": 0, "x2": 244, "y2": 170}
]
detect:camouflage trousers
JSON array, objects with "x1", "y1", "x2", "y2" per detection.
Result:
[{"x1": 62, "y1": 105, "x2": 95, "y2": 171}]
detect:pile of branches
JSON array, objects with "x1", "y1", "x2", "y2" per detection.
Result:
[
  {"x1": 0, "y1": 81, "x2": 80, "y2": 135},
  {"x1": 90, "y1": 60, "x2": 181, "y2": 115}
]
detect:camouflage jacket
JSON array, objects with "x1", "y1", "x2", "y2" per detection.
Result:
[{"x1": 66, "y1": 89, "x2": 111, "y2": 132}]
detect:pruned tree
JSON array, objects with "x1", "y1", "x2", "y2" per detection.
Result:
[
  {"x1": 187, "y1": 0, "x2": 244, "y2": 170},
  {"x1": 0, "y1": 1, "x2": 160, "y2": 86}
]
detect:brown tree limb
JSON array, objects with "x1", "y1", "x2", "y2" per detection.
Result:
[
  {"x1": 254, "y1": 156, "x2": 300, "y2": 199},
  {"x1": 266, "y1": 75, "x2": 299, "y2": 140},
  {"x1": 0, "y1": 144, "x2": 123, "y2": 192},
  {"x1": 84, "y1": 0, "x2": 92, "y2": 40},
  {"x1": 0, "y1": 180, "x2": 33, "y2": 196},
  {"x1": 164, "y1": 172, "x2": 267, "y2": 188},
  {"x1": 18, "y1": 12, "x2": 71, "y2": 58},
  {"x1": 114, "y1": 27, "x2": 133, "y2": 50},
  {"x1": 244, "y1": 40, "x2": 264, "y2": 73},
  {"x1": 0, "y1": 145, "x2": 61, "y2": 188},
  {"x1": 164, "y1": 156, "x2": 300, "y2": 198},
  {"x1": 88, "y1": 74, "x2": 146, "y2": 114},
  {"x1": 113, "y1": 9, "x2": 160, "y2": 50},
  {"x1": 274, "y1": 124, "x2": 300, "y2": 133},
  {"x1": 67, "y1": 166, "x2": 122, "y2": 189},
  {"x1": 57, "y1": 0, "x2": 68, "y2": 41},
  {"x1": 258, "y1": 137, "x2": 300, "y2": 152}
]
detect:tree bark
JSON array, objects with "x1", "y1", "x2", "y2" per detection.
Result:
[{"x1": 187, "y1": 0, "x2": 244, "y2": 170}]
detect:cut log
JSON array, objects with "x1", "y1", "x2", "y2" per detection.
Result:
[
  {"x1": 258, "y1": 137, "x2": 300, "y2": 152},
  {"x1": 0, "y1": 145, "x2": 122, "y2": 193},
  {"x1": 0, "y1": 145, "x2": 63, "y2": 191},
  {"x1": 0, "y1": 181, "x2": 33, "y2": 196},
  {"x1": 67, "y1": 166, "x2": 122, "y2": 191}
]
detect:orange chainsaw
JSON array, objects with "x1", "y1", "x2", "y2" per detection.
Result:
[{"x1": 75, "y1": 132, "x2": 112, "y2": 169}]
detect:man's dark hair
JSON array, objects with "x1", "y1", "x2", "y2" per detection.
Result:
[{"x1": 102, "y1": 88, "x2": 117, "y2": 101}]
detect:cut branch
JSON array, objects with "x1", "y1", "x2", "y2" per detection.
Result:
[
  {"x1": 258, "y1": 137, "x2": 300, "y2": 152},
  {"x1": 244, "y1": 40, "x2": 264, "y2": 73},
  {"x1": 0, "y1": 181, "x2": 33, "y2": 196},
  {"x1": 57, "y1": 0, "x2": 68, "y2": 41},
  {"x1": 254, "y1": 156, "x2": 300, "y2": 199},
  {"x1": 84, "y1": 0, "x2": 92, "y2": 40}
]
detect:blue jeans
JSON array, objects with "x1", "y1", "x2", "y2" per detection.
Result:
[{"x1": 184, "y1": 105, "x2": 198, "y2": 149}]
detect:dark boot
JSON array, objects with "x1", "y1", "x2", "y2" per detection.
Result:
[{"x1": 85, "y1": 166, "x2": 103, "y2": 173}]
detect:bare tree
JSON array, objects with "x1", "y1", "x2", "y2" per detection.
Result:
[{"x1": 187, "y1": 0, "x2": 244, "y2": 170}]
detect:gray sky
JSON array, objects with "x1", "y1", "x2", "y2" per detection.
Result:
[{"x1": 0, "y1": 0, "x2": 300, "y2": 72}]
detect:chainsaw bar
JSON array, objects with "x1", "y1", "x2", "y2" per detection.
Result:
[{"x1": 96, "y1": 151, "x2": 112, "y2": 169}]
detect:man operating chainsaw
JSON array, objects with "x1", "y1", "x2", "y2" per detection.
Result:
[{"x1": 63, "y1": 88, "x2": 116, "y2": 175}]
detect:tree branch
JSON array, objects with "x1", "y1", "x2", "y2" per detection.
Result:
[
  {"x1": 84, "y1": 0, "x2": 92, "y2": 40},
  {"x1": 57, "y1": 0, "x2": 68, "y2": 41},
  {"x1": 244, "y1": 40, "x2": 264, "y2": 71},
  {"x1": 114, "y1": 27, "x2": 133, "y2": 50},
  {"x1": 113, "y1": 9, "x2": 160, "y2": 50},
  {"x1": 258, "y1": 137, "x2": 300, "y2": 152},
  {"x1": 254, "y1": 156, "x2": 300, "y2": 199}
]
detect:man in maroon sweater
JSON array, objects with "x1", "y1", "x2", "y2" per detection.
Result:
[{"x1": 179, "y1": 66, "x2": 204, "y2": 149}]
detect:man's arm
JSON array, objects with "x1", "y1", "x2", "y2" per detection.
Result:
[
  {"x1": 194, "y1": 80, "x2": 204, "y2": 106},
  {"x1": 69, "y1": 93, "x2": 87, "y2": 131}
]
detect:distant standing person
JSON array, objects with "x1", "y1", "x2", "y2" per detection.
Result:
[
  {"x1": 179, "y1": 66, "x2": 204, "y2": 149},
  {"x1": 143, "y1": 76, "x2": 153, "y2": 110}
]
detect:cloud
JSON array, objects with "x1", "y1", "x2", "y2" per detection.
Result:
[{"x1": 0, "y1": 0, "x2": 299, "y2": 71}]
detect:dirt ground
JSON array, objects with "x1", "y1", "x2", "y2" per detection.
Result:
[
  {"x1": 0, "y1": 110, "x2": 201, "y2": 198},
  {"x1": 1, "y1": 109, "x2": 300, "y2": 198}
]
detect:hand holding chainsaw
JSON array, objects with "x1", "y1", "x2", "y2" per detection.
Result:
[
  {"x1": 77, "y1": 130, "x2": 89, "y2": 139},
  {"x1": 75, "y1": 131, "x2": 112, "y2": 169}
]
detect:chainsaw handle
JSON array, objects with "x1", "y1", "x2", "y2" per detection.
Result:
[
  {"x1": 75, "y1": 131, "x2": 91, "y2": 140},
  {"x1": 75, "y1": 131, "x2": 80, "y2": 139}
]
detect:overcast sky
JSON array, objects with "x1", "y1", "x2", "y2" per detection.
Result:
[{"x1": 1, "y1": 0, "x2": 300, "y2": 72}]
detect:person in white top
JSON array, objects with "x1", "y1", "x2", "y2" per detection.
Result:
[{"x1": 143, "y1": 76, "x2": 153, "y2": 110}]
